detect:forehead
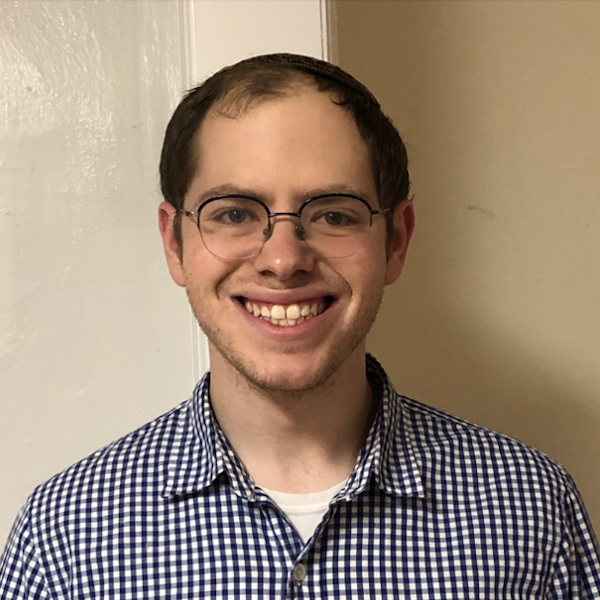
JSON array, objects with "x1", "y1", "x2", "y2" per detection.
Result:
[{"x1": 189, "y1": 87, "x2": 376, "y2": 202}]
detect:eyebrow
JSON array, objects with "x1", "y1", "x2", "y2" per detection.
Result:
[{"x1": 193, "y1": 183, "x2": 375, "y2": 206}]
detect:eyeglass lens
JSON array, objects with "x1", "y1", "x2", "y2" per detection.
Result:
[{"x1": 198, "y1": 196, "x2": 374, "y2": 260}]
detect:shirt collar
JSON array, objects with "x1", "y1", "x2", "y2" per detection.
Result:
[
  {"x1": 164, "y1": 355, "x2": 425, "y2": 501},
  {"x1": 163, "y1": 372, "x2": 257, "y2": 500},
  {"x1": 331, "y1": 354, "x2": 425, "y2": 502}
]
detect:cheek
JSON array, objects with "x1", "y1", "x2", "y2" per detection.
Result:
[
  {"x1": 344, "y1": 247, "x2": 388, "y2": 298},
  {"x1": 180, "y1": 246, "x2": 242, "y2": 302},
  {"x1": 361, "y1": 237, "x2": 389, "y2": 276}
]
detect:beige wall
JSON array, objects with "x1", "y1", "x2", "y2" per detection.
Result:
[{"x1": 337, "y1": 0, "x2": 600, "y2": 529}]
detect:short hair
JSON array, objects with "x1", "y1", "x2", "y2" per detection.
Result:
[{"x1": 159, "y1": 53, "x2": 410, "y2": 250}]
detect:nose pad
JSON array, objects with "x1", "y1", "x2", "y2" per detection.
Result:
[
  {"x1": 262, "y1": 224, "x2": 273, "y2": 242},
  {"x1": 295, "y1": 222, "x2": 306, "y2": 241}
]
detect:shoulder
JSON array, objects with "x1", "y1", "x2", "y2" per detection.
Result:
[
  {"x1": 0, "y1": 398, "x2": 198, "y2": 597},
  {"x1": 398, "y1": 395, "x2": 574, "y2": 501},
  {"x1": 27, "y1": 398, "x2": 193, "y2": 521}
]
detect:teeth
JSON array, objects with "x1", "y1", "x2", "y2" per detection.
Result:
[
  {"x1": 286, "y1": 304, "x2": 300, "y2": 319},
  {"x1": 271, "y1": 305, "x2": 285, "y2": 320},
  {"x1": 244, "y1": 299, "x2": 327, "y2": 327}
]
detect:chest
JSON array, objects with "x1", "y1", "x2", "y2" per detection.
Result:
[{"x1": 55, "y1": 488, "x2": 557, "y2": 599}]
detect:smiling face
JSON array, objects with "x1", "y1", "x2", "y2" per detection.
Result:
[{"x1": 159, "y1": 86, "x2": 413, "y2": 393}]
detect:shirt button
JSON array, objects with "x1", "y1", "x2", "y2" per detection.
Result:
[{"x1": 292, "y1": 562, "x2": 307, "y2": 583}]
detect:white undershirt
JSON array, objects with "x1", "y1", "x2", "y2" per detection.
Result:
[{"x1": 261, "y1": 480, "x2": 347, "y2": 542}]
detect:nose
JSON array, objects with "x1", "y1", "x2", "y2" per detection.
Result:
[
  {"x1": 263, "y1": 216, "x2": 306, "y2": 243},
  {"x1": 252, "y1": 216, "x2": 315, "y2": 280}
]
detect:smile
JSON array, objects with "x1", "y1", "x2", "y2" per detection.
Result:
[{"x1": 239, "y1": 298, "x2": 330, "y2": 327}]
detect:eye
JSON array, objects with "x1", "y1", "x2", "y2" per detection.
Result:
[
  {"x1": 311, "y1": 209, "x2": 362, "y2": 228},
  {"x1": 218, "y1": 208, "x2": 250, "y2": 225},
  {"x1": 202, "y1": 197, "x2": 264, "y2": 228},
  {"x1": 318, "y1": 211, "x2": 357, "y2": 227},
  {"x1": 303, "y1": 196, "x2": 369, "y2": 232}
]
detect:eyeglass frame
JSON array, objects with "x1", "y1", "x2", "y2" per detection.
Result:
[{"x1": 177, "y1": 192, "x2": 392, "y2": 259}]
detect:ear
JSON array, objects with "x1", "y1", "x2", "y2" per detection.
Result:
[
  {"x1": 384, "y1": 198, "x2": 415, "y2": 286},
  {"x1": 158, "y1": 201, "x2": 186, "y2": 288}
]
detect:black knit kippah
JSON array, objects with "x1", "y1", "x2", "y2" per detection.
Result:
[{"x1": 237, "y1": 53, "x2": 381, "y2": 108}]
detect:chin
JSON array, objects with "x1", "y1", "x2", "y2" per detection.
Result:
[
  {"x1": 235, "y1": 355, "x2": 337, "y2": 395},
  {"x1": 208, "y1": 341, "x2": 345, "y2": 395}
]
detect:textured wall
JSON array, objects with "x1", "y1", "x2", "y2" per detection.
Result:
[{"x1": 338, "y1": 0, "x2": 600, "y2": 528}]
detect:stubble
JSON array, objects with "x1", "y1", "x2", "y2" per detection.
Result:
[{"x1": 186, "y1": 285, "x2": 385, "y2": 397}]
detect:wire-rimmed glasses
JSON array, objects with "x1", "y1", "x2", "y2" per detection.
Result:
[{"x1": 178, "y1": 193, "x2": 390, "y2": 260}]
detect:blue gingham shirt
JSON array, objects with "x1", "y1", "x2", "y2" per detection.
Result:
[{"x1": 2, "y1": 355, "x2": 599, "y2": 599}]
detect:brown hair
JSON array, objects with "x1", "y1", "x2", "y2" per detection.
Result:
[{"x1": 159, "y1": 53, "x2": 410, "y2": 249}]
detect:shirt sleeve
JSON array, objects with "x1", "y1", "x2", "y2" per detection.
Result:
[
  {"x1": 547, "y1": 472, "x2": 600, "y2": 600},
  {"x1": 0, "y1": 500, "x2": 49, "y2": 600}
]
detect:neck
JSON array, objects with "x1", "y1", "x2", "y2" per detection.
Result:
[{"x1": 208, "y1": 348, "x2": 376, "y2": 493}]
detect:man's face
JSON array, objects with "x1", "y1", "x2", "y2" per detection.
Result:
[{"x1": 160, "y1": 87, "x2": 413, "y2": 392}]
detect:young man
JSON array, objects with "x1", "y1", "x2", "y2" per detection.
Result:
[{"x1": 2, "y1": 54, "x2": 599, "y2": 598}]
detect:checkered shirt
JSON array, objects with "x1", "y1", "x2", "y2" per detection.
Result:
[{"x1": 2, "y1": 355, "x2": 600, "y2": 599}]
